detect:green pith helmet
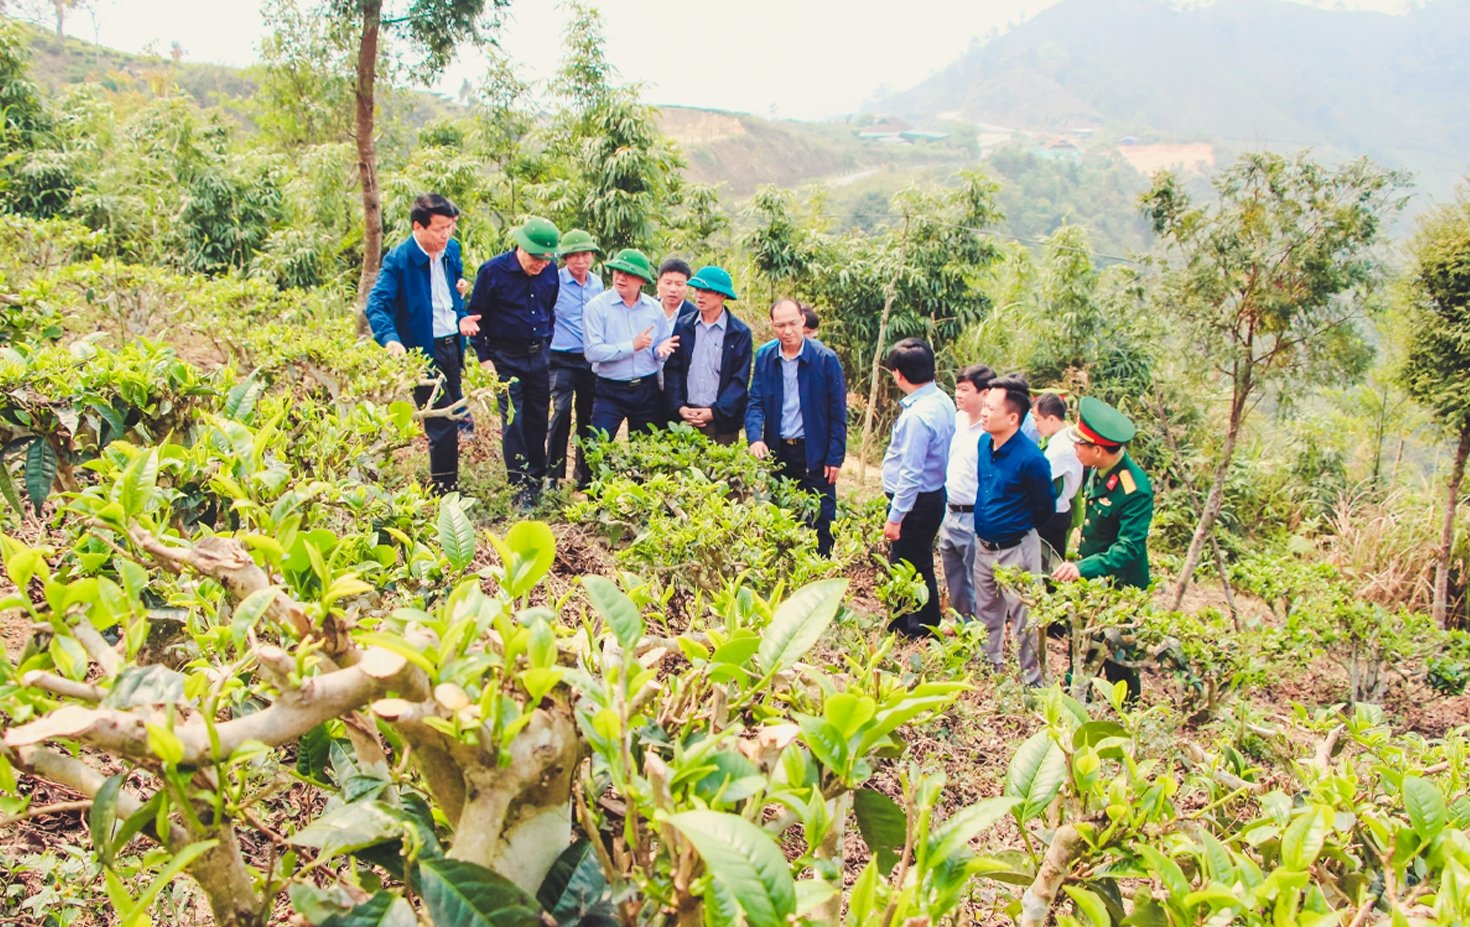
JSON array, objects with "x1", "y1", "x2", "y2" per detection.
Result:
[
  {"x1": 512, "y1": 216, "x2": 560, "y2": 258},
  {"x1": 687, "y1": 264, "x2": 738, "y2": 300},
  {"x1": 603, "y1": 248, "x2": 655, "y2": 284},
  {"x1": 557, "y1": 228, "x2": 601, "y2": 257},
  {"x1": 1069, "y1": 396, "x2": 1136, "y2": 446}
]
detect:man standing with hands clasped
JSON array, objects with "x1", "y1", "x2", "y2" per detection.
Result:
[
  {"x1": 971, "y1": 375, "x2": 1055, "y2": 687},
  {"x1": 365, "y1": 194, "x2": 477, "y2": 495},
  {"x1": 663, "y1": 265, "x2": 752, "y2": 445},
  {"x1": 746, "y1": 298, "x2": 847, "y2": 557},
  {"x1": 1052, "y1": 396, "x2": 1154, "y2": 701},
  {"x1": 880, "y1": 339, "x2": 956, "y2": 638},
  {"x1": 468, "y1": 216, "x2": 561, "y2": 510},
  {"x1": 584, "y1": 248, "x2": 679, "y2": 440}
]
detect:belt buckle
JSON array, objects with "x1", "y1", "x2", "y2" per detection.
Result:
[
  {"x1": 627, "y1": 377, "x2": 643, "y2": 386},
  {"x1": 782, "y1": 437, "x2": 802, "y2": 446}
]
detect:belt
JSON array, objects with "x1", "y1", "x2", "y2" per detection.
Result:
[
  {"x1": 485, "y1": 336, "x2": 545, "y2": 353},
  {"x1": 977, "y1": 535, "x2": 1024, "y2": 552},
  {"x1": 948, "y1": 503, "x2": 974, "y2": 513},
  {"x1": 433, "y1": 334, "x2": 459, "y2": 345},
  {"x1": 780, "y1": 437, "x2": 805, "y2": 446},
  {"x1": 597, "y1": 375, "x2": 650, "y2": 388}
]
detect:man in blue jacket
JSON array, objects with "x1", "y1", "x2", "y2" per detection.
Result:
[
  {"x1": 664, "y1": 265, "x2": 752, "y2": 445},
  {"x1": 468, "y1": 216, "x2": 561, "y2": 511},
  {"x1": 746, "y1": 297, "x2": 847, "y2": 556},
  {"x1": 365, "y1": 194, "x2": 478, "y2": 495}
]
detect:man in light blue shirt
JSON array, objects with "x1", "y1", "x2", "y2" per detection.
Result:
[
  {"x1": 881, "y1": 338, "x2": 956, "y2": 637},
  {"x1": 547, "y1": 230, "x2": 604, "y2": 489},
  {"x1": 585, "y1": 248, "x2": 678, "y2": 441}
]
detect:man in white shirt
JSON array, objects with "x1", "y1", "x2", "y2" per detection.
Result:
[
  {"x1": 938, "y1": 364, "x2": 994, "y2": 624},
  {"x1": 1034, "y1": 392, "x2": 1084, "y2": 562}
]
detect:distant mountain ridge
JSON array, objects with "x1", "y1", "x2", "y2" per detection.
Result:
[{"x1": 872, "y1": 0, "x2": 1470, "y2": 202}]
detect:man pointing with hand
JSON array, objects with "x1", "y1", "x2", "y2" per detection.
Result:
[
  {"x1": 365, "y1": 193, "x2": 477, "y2": 495},
  {"x1": 584, "y1": 248, "x2": 679, "y2": 442}
]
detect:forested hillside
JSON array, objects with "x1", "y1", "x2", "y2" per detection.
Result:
[
  {"x1": 874, "y1": 0, "x2": 1470, "y2": 204},
  {"x1": 1, "y1": 3, "x2": 1469, "y2": 926}
]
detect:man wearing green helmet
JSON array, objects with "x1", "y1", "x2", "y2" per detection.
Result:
[
  {"x1": 583, "y1": 248, "x2": 680, "y2": 439},
  {"x1": 1052, "y1": 395, "x2": 1155, "y2": 701},
  {"x1": 663, "y1": 265, "x2": 752, "y2": 445},
  {"x1": 468, "y1": 216, "x2": 561, "y2": 510},
  {"x1": 547, "y1": 229, "x2": 604, "y2": 489}
]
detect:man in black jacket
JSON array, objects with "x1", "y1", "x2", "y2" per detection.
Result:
[{"x1": 664, "y1": 265, "x2": 752, "y2": 445}]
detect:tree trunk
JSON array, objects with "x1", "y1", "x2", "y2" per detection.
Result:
[
  {"x1": 1018, "y1": 823, "x2": 1084, "y2": 927},
  {"x1": 1369, "y1": 381, "x2": 1389, "y2": 485},
  {"x1": 1211, "y1": 534, "x2": 1239, "y2": 630},
  {"x1": 857, "y1": 217, "x2": 908, "y2": 480},
  {"x1": 51, "y1": 0, "x2": 65, "y2": 41},
  {"x1": 1170, "y1": 395, "x2": 1246, "y2": 610},
  {"x1": 1432, "y1": 424, "x2": 1470, "y2": 626},
  {"x1": 353, "y1": 0, "x2": 383, "y2": 335}
]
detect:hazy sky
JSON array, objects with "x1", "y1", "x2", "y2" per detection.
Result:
[{"x1": 43, "y1": 0, "x2": 1416, "y2": 121}]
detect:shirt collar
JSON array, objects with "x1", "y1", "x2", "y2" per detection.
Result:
[
  {"x1": 900, "y1": 381, "x2": 938, "y2": 409},
  {"x1": 412, "y1": 235, "x2": 442, "y2": 263},
  {"x1": 697, "y1": 310, "x2": 727, "y2": 331},
  {"x1": 778, "y1": 338, "x2": 810, "y2": 364}
]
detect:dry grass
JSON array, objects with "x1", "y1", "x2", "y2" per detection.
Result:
[{"x1": 1320, "y1": 485, "x2": 1437, "y2": 610}]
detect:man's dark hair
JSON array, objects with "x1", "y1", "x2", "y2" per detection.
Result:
[
  {"x1": 886, "y1": 338, "x2": 935, "y2": 384},
  {"x1": 1035, "y1": 393, "x2": 1067, "y2": 420},
  {"x1": 991, "y1": 373, "x2": 1032, "y2": 421},
  {"x1": 410, "y1": 194, "x2": 458, "y2": 228},
  {"x1": 956, "y1": 363, "x2": 995, "y2": 391},
  {"x1": 658, "y1": 258, "x2": 692, "y2": 279},
  {"x1": 800, "y1": 303, "x2": 820, "y2": 332}
]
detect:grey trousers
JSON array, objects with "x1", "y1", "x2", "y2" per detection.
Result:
[
  {"x1": 938, "y1": 510, "x2": 977, "y2": 622},
  {"x1": 972, "y1": 529, "x2": 1044, "y2": 686}
]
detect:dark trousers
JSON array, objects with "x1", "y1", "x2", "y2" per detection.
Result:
[
  {"x1": 1039, "y1": 507, "x2": 1073, "y2": 563},
  {"x1": 548, "y1": 350, "x2": 596, "y2": 488},
  {"x1": 591, "y1": 377, "x2": 664, "y2": 440},
  {"x1": 411, "y1": 336, "x2": 464, "y2": 495},
  {"x1": 887, "y1": 488, "x2": 946, "y2": 637},
  {"x1": 482, "y1": 343, "x2": 550, "y2": 490},
  {"x1": 773, "y1": 438, "x2": 837, "y2": 557}
]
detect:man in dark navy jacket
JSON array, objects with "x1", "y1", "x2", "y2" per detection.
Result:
[
  {"x1": 365, "y1": 194, "x2": 477, "y2": 494},
  {"x1": 746, "y1": 297, "x2": 847, "y2": 556},
  {"x1": 468, "y1": 217, "x2": 561, "y2": 510},
  {"x1": 664, "y1": 265, "x2": 752, "y2": 445}
]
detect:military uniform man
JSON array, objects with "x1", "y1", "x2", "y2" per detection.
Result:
[{"x1": 1051, "y1": 396, "x2": 1153, "y2": 700}]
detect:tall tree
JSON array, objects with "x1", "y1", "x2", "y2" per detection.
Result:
[
  {"x1": 1398, "y1": 192, "x2": 1470, "y2": 626},
  {"x1": 543, "y1": 3, "x2": 682, "y2": 252},
  {"x1": 252, "y1": 0, "x2": 355, "y2": 150},
  {"x1": 322, "y1": 0, "x2": 508, "y2": 319},
  {"x1": 1144, "y1": 152, "x2": 1405, "y2": 609}
]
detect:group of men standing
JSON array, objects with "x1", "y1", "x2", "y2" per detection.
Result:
[
  {"x1": 363, "y1": 199, "x2": 844, "y2": 555},
  {"x1": 366, "y1": 194, "x2": 1154, "y2": 694},
  {"x1": 879, "y1": 340, "x2": 1154, "y2": 695}
]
